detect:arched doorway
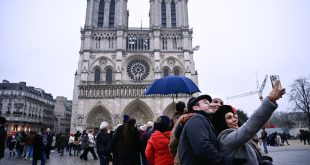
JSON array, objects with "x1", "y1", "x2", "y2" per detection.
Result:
[
  {"x1": 86, "y1": 105, "x2": 113, "y2": 134},
  {"x1": 122, "y1": 99, "x2": 154, "y2": 126},
  {"x1": 163, "y1": 102, "x2": 175, "y2": 118}
]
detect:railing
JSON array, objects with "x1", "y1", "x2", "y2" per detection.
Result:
[
  {"x1": 83, "y1": 80, "x2": 154, "y2": 85},
  {"x1": 78, "y1": 84, "x2": 191, "y2": 98}
]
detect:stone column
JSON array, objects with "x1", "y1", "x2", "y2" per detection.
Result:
[
  {"x1": 166, "y1": 0, "x2": 172, "y2": 28},
  {"x1": 104, "y1": 0, "x2": 111, "y2": 27},
  {"x1": 85, "y1": 0, "x2": 94, "y2": 27},
  {"x1": 182, "y1": 0, "x2": 189, "y2": 27}
]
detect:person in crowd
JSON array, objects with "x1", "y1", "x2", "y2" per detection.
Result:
[
  {"x1": 80, "y1": 130, "x2": 90, "y2": 160},
  {"x1": 7, "y1": 135, "x2": 16, "y2": 157},
  {"x1": 212, "y1": 81, "x2": 285, "y2": 165},
  {"x1": 139, "y1": 125, "x2": 147, "y2": 152},
  {"x1": 55, "y1": 132, "x2": 61, "y2": 153},
  {"x1": 299, "y1": 130, "x2": 309, "y2": 145},
  {"x1": 119, "y1": 118, "x2": 143, "y2": 165},
  {"x1": 146, "y1": 121, "x2": 154, "y2": 140},
  {"x1": 0, "y1": 116, "x2": 7, "y2": 160},
  {"x1": 87, "y1": 130, "x2": 98, "y2": 160},
  {"x1": 211, "y1": 98, "x2": 224, "y2": 112},
  {"x1": 307, "y1": 131, "x2": 310, "y2": 145},
  {"x1": 178, "y1": 94, "x2": 230, "y2": 165},
  {"x1": 261, "y1": 127, "x2": 269, "y2": 153},
  {"x1": 16, "y1": 130, "x2": 27, "y2": 157},
  {"x1": 45, "y1": 128, "x2": 53, "y2": 159},
  {"x1": 32, "y1": 128, "x2": 47, "y2": 165},
  {"x1": 172, "y1": 101, "x2": 186, "y2": 123},
  {"x1": 281, "y1": 132, "x2": 290, "y2": 145},
  {"x1": 51, "y1": 135, "x2": 56, "y2": 152},
  {"x1": 58, "y1": 132, "x2": 68, "y2": 156},
  {"x1": 96, "y1": 121, "x2": 112, "y2": 165},
  {"x1": 111, "y1": 115, "x2": 130, "y2": 165},
  {"x1": 275, "y1": 132, "x2": 282, "y2": 146},
  {"x1": 24, "y1": 131, "x2": 34, "y2": 160},
  {"x1": 140, "y1": 121, "x2": 153, "y2": 157},
  {"x1": 145, "y1": 115, "x2": 174, "y2": 165},
  {"x1": 68, "y1": 133, "x2": 75, "y2": 156},
  {"x1": 169, "y1": 97, "x2": 197, "y2": 165},
  {"x1": 74, "y1": 131, "x2": 82, "y2": 156}
]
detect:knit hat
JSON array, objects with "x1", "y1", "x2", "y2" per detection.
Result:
[
  {"x1": 187, "y1": 94, "x2": 212, "y2": 112},
  {"x1": 154, "y1": 115, "x2": 171, "y2": 133},
  {"x1": 99, "y1": 121, "x2": 109, "y2": 130},
  {"x1": 147, "y1": 121, "x2": 153, "y2": 127},
  {"x1": 123, "y1": 115, "x2": 130, "y2": 123},
  {"x1": 212, "y1": 105, "x2": 235, "y2": 135}
]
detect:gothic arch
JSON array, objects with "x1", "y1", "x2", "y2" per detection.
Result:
[
  {"x1": 160, "y1": 56, "x2": 184, "y2": 71},
  {"x1": 173, "y1": 66, "x2": 181, "y2": 76},
  {"x1": 163, "y1": 102, "x2": 175, "y2": 118},
  {"x1": 122, "y1": 99, "x2": 154, "y2": 125},
  {"x1": 86, "y1": 104, "x2": 113, "y2": 131},
  {"x1": 89, "y1": 56, "x2": 116, "y2": 72},
  {"x1": 92, "y1": 65, "x2": 103, "y2": 72}
]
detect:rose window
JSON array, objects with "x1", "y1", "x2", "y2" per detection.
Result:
[{"x1": 127, "y1": 59, "x2": 150, "y2": 81}]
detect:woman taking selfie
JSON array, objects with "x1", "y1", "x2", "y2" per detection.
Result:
[{"x1": 212, "y1": 81, "x2": 285, "y2": 165}]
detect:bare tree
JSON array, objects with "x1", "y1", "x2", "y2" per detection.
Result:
[{"x1": 289, "y1": 77, "x2": 310, "y2": 129}]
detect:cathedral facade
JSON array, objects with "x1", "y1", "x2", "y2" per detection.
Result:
[{"x1": 71, "y1": 0, "x2": 199, "y2": 132}]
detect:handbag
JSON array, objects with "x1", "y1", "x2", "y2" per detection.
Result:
[
  {"x1": 249, "y1": 140, "x2": 273, "y2": 165},
  {"x1": 258, "y1": 155, "x2": 273, "y2": 165}
]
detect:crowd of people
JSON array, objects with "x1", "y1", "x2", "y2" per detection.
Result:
[
  {"x1": 0, "y1": 81, "x2": 292, "y2": 165},
  {"x1": 299, "y1": 130, "x2": 310, "y2": 145}
]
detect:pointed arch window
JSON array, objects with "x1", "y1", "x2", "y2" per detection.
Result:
[
  {"x1": 161, "y1": 0, "x2": 167, "y2": 27},
  {"x1": 106, "y1": 68, "x2": 112, "y2": 84},
  {"x1": 163, "y1": 68, "x2": 169, "y2": 77},
  {"x1": 171, "y1": 0, "x2": 176, "y2": 27},
  {"x1": 97, "y1": 0, "x2": 105, "y2": 27},
  {"x1": 174, "y1": 68, "x2": 180, "y2": 76},
  {"x1": 109, "y1": 0, "x2": 115, "y2": 27},
  {"x1": 95, "y1": 69, "x2": 101, "y2": 83}
]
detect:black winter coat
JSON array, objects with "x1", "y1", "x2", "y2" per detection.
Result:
[
  {"x1": 33, "y1": 134, "x2": 45, "y2": 160},
  {"x1": 0, "y1": 126, "x2": 7, "y2": 159},
  {"x1": 178, "y1": 111, "x2": 227, "y2": 165},
  {"x1": 96, "y1": 131, "x2": 111, "y2": 155}
]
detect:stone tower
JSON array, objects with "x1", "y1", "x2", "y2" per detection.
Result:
[{"x1": 71, "y1": 0, "x2": 198, "y2": 132}]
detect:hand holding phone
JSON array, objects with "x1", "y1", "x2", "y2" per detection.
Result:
[
  {"x1": 270, "y1": 75, "x2": 282, "y2": 89},
  {"x1": 268, "y1": 75, "x2": 285, "y2": 102}
]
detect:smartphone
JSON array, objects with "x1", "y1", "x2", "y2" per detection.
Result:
[{"x1": 270, "y1": 75, "x2": 282, "y2": 89}]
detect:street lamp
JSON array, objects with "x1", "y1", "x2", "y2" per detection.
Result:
[{"x1": 193, "y1": 45, "x2": 200, "y2": 51}]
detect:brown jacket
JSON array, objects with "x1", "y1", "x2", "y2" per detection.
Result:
[{"x1": 169, "y1": 113, "x2": 195, "y2": 165}]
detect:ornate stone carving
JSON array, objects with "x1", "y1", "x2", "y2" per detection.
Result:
[
  {"x1": 90, "y1": 54, "x2": 96, "y2": 60},
  {"x1": 111, "y1": 54, "x2": 116, "y2": 60},
  {"x1": 167, "y1": 58, "x2": 175, "y2": 67}
]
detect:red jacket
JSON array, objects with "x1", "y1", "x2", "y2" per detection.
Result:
[{"x1": 145, "y1": 130, "x2": 174, "y2": 165}]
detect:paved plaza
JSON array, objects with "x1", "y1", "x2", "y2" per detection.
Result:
[{"x1": 0, "y1": 139, "x2": 310, "y2": 165}]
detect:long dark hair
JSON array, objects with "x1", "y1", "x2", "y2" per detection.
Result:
[{"x1": 122, "y1": 118, "x2": 136, "y2": 145}]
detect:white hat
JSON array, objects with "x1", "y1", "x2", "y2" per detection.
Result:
[
  {"x1": 147, "y1": 121, "x2": 153, "y2": 127},
  {"x1": 99, "y1": 121, "x2": 109, "y2": 130},
  {"x1": 139, "y1": 125, "x2": 147, "y2": 131}
]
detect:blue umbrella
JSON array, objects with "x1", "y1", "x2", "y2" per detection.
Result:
[{"x1": 144, "y1": 76, "x2": 201, "y2": 96}]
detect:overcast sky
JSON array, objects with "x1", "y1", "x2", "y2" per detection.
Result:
[{"x1": 1, "y1": 0, "x2": 309, "y2": 115}]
